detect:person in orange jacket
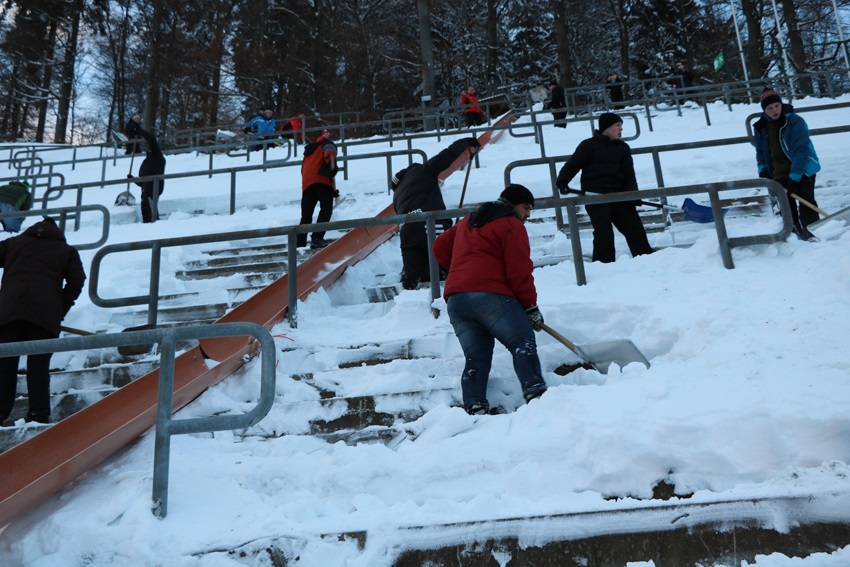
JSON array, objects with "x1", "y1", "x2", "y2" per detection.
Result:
[
  {"x1": 298, "y1": 130, "x2": 338, "y2": 249},
  {"x1": 281, "y1": 113, "x2": 306, "y2": 144},
  {"x1": 461, "y1": 86, "x2": 487, "y2": 128}
]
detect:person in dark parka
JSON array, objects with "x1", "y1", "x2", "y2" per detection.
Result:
[
  {"x1": 391, "y1": 137, "x2": 480, "y2": 289},
  {"x1": 124, "y1": 115, "x2": 142, "y2": 154},
  {"x1": 0, "y1": 217, "x2": 86, "y2": 424},
  {"x1": 130, "y1": 128, "x2": 166, "y2": 223},
  {"x1": 556, "y1": 112, "x2": 653, "y2": 263},
  {"x1": 547, "y1": 80, "x2": 567, "y2": 128}
]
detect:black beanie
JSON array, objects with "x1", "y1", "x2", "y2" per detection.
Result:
[
  {"x1": 500, "y1": 184, "x2": 535, "y2": 207},
  {"x1": 598, "y1": 112, "x2": 622, "y2": 132},
  {"x1": 759, "y1": 87, "x2": 782, "y2": 110}
]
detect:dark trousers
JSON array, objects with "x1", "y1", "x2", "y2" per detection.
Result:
[
  {"x1": 552, "y1": 111, "x2": 566, "y2": 128},
  {"x1": 141, "y1": 180, "x2": 163, "y2": 223},
  {"x1": 400, "y1": 222, "x2": 429, "y2": 290},
  {"x1": 779, "y1": 176, "x2": 818, "y2": 229},
  {"x1": 298, "y1": 183, "x2": 334, "y2": 247},
  {"x1": 464, "y1": 112, "x2": 486, "y2": 127},
  {"x1": 586, "y1": 201, "x2": 653, "y2": 263},
  {"x1": 0, "y1": 321, "x2": 54, "y2": 423}
]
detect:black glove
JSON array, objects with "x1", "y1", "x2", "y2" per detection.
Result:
[
  {"x1": 758, "y1": 169, "x2": 771, "y2": 179},
  {"x1": 787, "y1": 179, "x2": 800, "y2": 195},
  {"x1": 127, "y1": 174, "x2": 134, "y2": 179},
  {"x1": 242, "y1": 127, "x2": 250, "y2": 134},
  {"x1": 526, "y1": 306, "x2": 544, "y2": 331},
  {"x1": 333, "y1": 189, "x2": 340, "y2": 198},
  {"x1": 468, "y1": 137, "x2": 481, "y2": 149},
  {"x1": 557, "y1": 181, "x2": 570, "y2": 195}
]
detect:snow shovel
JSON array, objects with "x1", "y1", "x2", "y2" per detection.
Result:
[
  {"x1": 782, "y1": 186, "x2": 850, "y2": 231},
  {"x1": 115, "y1": 141, "x2": 137, "y2": 206},
  {"x1": 540, "y1": 323, "x2": 650, "y2": 374},
  {"x1": 638, "y1": 198, "x2": 727, "y2": 224}
]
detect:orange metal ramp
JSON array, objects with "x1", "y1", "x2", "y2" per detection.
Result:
[{"x1": 0, "y1": 113, "x2": 515, "y2": 529}]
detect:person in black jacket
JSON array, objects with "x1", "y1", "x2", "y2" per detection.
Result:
[
  {"x1": 547, "y1": 80, "x2": 567, "y2": 128},
  {"x1": 0, "y1": 217, "x2": 86, "y2": 424},
  {"x1": 556, "y1": 112, "x2": 653, "y2": 263},
  {"x1": 392, "y1": 137, "x2": 480, "y2": 289},
  {"x1": 129, "y1": 128, "x2": 166, "y2": 223}
]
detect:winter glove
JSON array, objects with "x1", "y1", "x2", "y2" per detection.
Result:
[
  {"x1": 127, "y1": 174, "x2": 134, "y2": 179},
  {"x1": 786, "y1": 179, "x2": 800, "y2": 195},
  {"x1": 333, "y1": 189, "x2": 340, "y2": 198},
  {"x1": 468, "y1": 137, "x2": 481, "y2": 150},
  {"x1": 526, "y1": 306, "x2": 544, "y2": 331},
  {"x1": 557, "y1": 181, "x2": 570, "y2": 195},
  {"x1": 758, "y1": 169, "x2": 771, "y2": 179}
]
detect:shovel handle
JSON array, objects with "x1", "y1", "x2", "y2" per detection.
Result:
[
  {"x1": 60, "y1": 325, "x2": 94, "y2": 336},
  {"x1": 785, "y1": 188, "x2": 830, "y2": 218},
  {"x1": 540, "y1": 323, "x2": 579, "y2": 355}
]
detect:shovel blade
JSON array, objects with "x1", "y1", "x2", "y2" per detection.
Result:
[
  {"x1": 808, "y1": 205, "x2": 850, "y2": 231},
  {"x1": 681, "y1": 198, "x2": 727, "y2": 224},
  {"x1": 573, "y1": 340, "x2": 651, "y2": 374}
]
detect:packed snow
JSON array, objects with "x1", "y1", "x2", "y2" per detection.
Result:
[{"x1": 1, "y1": 96, "x2": 850, "y2": 566}]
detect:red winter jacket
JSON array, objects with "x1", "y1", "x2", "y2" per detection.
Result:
[
  {"x1": 432, "y1": 211, "x2": 537, "y2": 309},
  {"x1": 461, "y1": 92, "x2": 485, "y2": 115}
]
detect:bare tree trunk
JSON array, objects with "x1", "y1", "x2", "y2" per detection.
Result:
[
  {"x1": 551, "y1": 0, "x2": 574, "y2": 87},
  {"x1": 607, "y1": 0, "x2": 630, "y2": 78},
  {"x1": 740, "y1": 0, "x2": 766, "y2": 79},
  {"x1": 486, "y1": 0, "x2": 499, "y2": 88},
  {"x1": 780, "y1": 0, "x2": 812, "y2": 93},
  {"x1": 36, "y1": 19, "x2": 59, "y2": 143},
  {"x1": 143, "y1": 0, "x2": 165, "y2": 132},
  {"x1": 54, "y1": 0, "x2": 84, "y2": 144}
]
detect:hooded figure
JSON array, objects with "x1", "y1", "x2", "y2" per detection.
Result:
[
  {"x1": 432, "y1": 184, "x2": 547, "y2": 415},
  {"x1": 0, "y1": 217, "x2": 86, "y2": 424},
  {"x1": 131, "y1": 128, "x2": 166, "y2": 223},
  {"x1": 0, "y1": 181, "x2": 34, "y2": 233}
]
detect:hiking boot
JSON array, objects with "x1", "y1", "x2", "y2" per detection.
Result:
[
  {"x1": 25, "y1": 410, "x2": 51, "y2": 424},
  {"x1": 465, "y1": 402, "x2": 489, "y2": 416},
  {"x1": 523, "y1": 387, "x2": 547, "y2": 403},
  {"x1": 310, "y1": 239, "x2": 328, "y2": 249},
  {"x1": 792, "y1": 225, "x2": 818, "y2": 242}
]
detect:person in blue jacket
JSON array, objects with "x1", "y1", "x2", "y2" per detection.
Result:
[
  {"x1": 753, "y1": 87, "x2": 821, "y2": 241},
  {"x1": 243, "y1": 108, "x2": 278, "y2": 152}
]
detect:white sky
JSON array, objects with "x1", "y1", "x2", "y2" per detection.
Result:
[{"x1": 1, "y1": 97, "x2": 850, "y2": 566}]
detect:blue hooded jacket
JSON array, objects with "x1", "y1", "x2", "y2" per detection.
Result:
[{"x1": 753, "y1": 104, "x2": 820, "y2": 182}]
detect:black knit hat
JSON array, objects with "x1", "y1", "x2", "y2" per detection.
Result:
[
  {"x1": 760, "y1": 87, "x2": 782, "y2": 110},
  {"x1": 500, "y1": 184, "x2": 535, "y2": 207},
  {"x1": 598, "y1": 112, "x2": 622, "y2": 132}
]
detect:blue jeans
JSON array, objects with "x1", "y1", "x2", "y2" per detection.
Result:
[
  {"x1": 0, "y1": 202, "x2": 22, "y2": 233},
  {"x1": 447, "y1": 292, "x2": 546, "y2": 411}
]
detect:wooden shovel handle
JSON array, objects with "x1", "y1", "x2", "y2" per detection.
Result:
[
  {"x1": 785, "y1": 187, "x2": 830, "y2": 217},
  {"x1": 540, "y1": 323, "x2": 578, "y2": 354}
]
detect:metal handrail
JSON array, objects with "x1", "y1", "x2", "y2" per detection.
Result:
[
  {"x1": 41, "y1": 148, "x2": 427, "y2": 231},
  {"x1": 0, "y1": 204, "x2": 110, "y2": 250},
  {"x1": 0, "y1": 321, "x2": 276, "y2": 520}
]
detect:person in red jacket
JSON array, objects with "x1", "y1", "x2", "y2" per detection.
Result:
[
  {"x1": 461, "y1": 86, "x2": 487, "y2": 128},
  {"x1": 432, "y1": 184, "x2": 547, "y2": 415},
  {"x1": 299, "y1": 130, "x2": 338, "y2": 249},
  {"x1": 0, "y1": 217, "x2": 86, "y2": 424}
]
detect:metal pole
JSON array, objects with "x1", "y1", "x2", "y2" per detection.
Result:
[
  {"x1": 830, "y1": 0, "x2": 850, "y2": 82},
  {"x1": 729, "y1": 0, "x2": 752, "y2": 102}
]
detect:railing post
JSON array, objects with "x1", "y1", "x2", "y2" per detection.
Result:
[
  {"x1": 151, "y1": 331, "x2": 177, "y2": 519},
  {"x1": 287, "y1": 232, "x2": 299, "y2": 328},
  {"x1": 148, "y1": 242, "x2": 162, "y2": 328}
]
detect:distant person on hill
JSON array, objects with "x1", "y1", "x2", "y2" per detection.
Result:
[
  {"x1": 243, "y1": 108, "x2": 278, "y2": 152},
  {"x1": 298, "y1": 129, "x2": 338, "y2": 249},
  {"x1": 556, "y1": 112, "x2": 653, "y2": 263},
  {"x1": 753, "y1": 87, "x2": 821, "y2": 241},
  {"x1": 432, "y1": 184, "x2": 547, "y2": 415},
  {"x1": 461, "y1": 86, "x2": 487, "y2": 128},
  {"x1": 391, "y1": 137, "x2": 480, "y2": 290},
  {"x1": 128, "y1": 128, "x2": 166, "y2": 223},
  {"x1": 671, "y1": 63, "x2": 694, "y2": 105},
  {"x1": 0, "y1": 216, "x2": 86, "y2": 425},
  {"x1": 124, "y1": 115, "x2": 142, "y2": 154},
  {"x1": 0, "y1": 180, "x2": 34, "y2": 233},
  {"x1": 606, "y1": 73, "x2": 625, "y2": 109},
  {"x1": 546, "y1": 79, "x2": 567, "y2": 128}
]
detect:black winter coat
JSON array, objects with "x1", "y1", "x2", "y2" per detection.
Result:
[
  {"x1": 557, "y1": 132, "x2": 638, "y2": 194},
  {"x1": 392, "y1": 138, "x2": 474, "y2": 216},
  {"x1": 134, "y1": 128, "x2": 166, "y2": 195},
  {"x1": 0, "y1": 218, "x2": 86, "y2": 336}
]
